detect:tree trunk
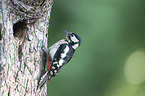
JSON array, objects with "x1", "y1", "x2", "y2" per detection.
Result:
[{"x1": 0, "y1": 0, "x2": 53, "y2": 95}]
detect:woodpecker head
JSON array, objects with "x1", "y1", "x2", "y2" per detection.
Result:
[{"x1": 63, "y1": 29, "x2": 82, "y2": 49}]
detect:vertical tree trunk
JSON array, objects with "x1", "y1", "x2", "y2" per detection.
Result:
[{"x1": 0, "y1": 0, "x2": 53, "y2": 95}]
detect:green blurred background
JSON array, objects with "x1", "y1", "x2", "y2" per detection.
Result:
[{"x1": 47, "y1": 0, "x2": 145, "y2": 96}]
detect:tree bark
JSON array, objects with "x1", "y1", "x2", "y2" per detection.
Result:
[{"x1": 0, "y1": 0, "x2": 53, "y2": 95}]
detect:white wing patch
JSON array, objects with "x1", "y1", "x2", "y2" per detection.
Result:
[
  {"x1": 54, "y1": 70, "x2": 57, "y2": 73},
  {"x1": 61, "y1": 46, "x2": 69, "y2": 58},
  {"x1": 52, "y1": 66, "x2": 55, "y2": 69},
  {"x1": 59, "y1": 59, "x2": 64, "y2": 66},
  {"x1": 71, "y1": 36, "x2": 79, "y2": 43},
  {"x1": 57, "y1": 64, "x2": 60, "y2": 68},
  {"x1": 49, "y1": 39, "x2": 66, "y2": 60}
]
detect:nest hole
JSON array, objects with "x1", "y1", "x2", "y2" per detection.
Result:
[{"x1": 13, "y1": 21, "x2": 27, "y2": 39}]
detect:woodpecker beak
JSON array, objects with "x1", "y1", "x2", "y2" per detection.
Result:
[{"x1": 62, "y1": 29, "x2": 69, "y2": 36}]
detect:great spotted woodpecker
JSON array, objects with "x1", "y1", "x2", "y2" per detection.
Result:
[{"x1": 39, "y1": 30, "x2": 82, "y2": 89}]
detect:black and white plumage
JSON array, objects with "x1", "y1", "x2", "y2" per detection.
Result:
[{"x1": 39, "y1": 30, "x2": 82, "y2": 89}]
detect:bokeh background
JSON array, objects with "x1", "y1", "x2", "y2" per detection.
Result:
[{"x1": 47, "y1": 0, "x2": 145, "y2": 96}]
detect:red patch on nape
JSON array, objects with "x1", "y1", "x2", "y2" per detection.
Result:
[{"x1": 47, "y1": 54, "x2": 52, "y2": 71}]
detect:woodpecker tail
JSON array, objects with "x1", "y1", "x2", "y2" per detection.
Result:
[{"x1": 38, "y1": 71, "x2": 49, "y2": 89}]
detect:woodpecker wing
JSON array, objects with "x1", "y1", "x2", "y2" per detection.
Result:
[
  {"x1": 49, "y1": 39, "x2": 66, "y2": 60},
  {"x1": 51, "y1": 43, "x2": 75, "y2": 75},
  {"x1": 39, "y1": 43, "x2": 75, "y2": 89}
]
